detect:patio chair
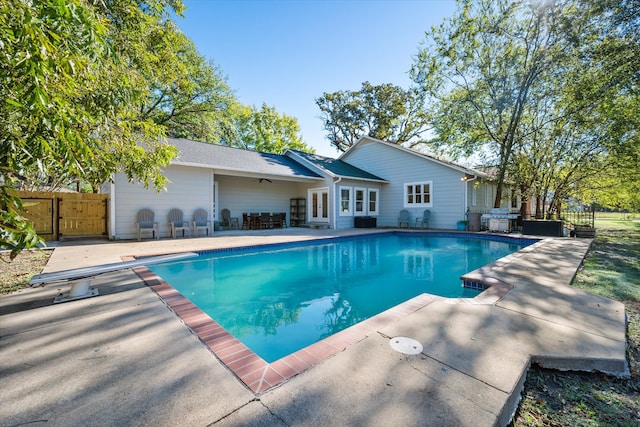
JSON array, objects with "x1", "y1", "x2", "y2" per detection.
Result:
[
  {"x1": 192, "y1": 209, "x2": 212, "y2": 237},
  {"x1": 249, "y1": 212, "x2": 260, "y2": 230},
  {"x1": 168, "y1": 208, "x2": 191, "y2": 238},
  {"x1": 398, "y1": 210, "x2": 410, "y2": 228},
  {"x1": 221, "y1": 209, "x2": 239, "y2": 230},
  {"x1": 242, "y1": 213, "x2": 250, "y2": 230},
  {"x1": 279, "y1": 212, "x2": 287, "y2": 228},
  {"x1": 272, "y1": 213, "x2": 282, "y2": 229},
  {"x1": 136, "y1": 209, "x2": 159, "y2": 241},
  {"x1": 415, "y1": 209, "x2": 431, "y2": 229},
  {"x1": 260, "y1": 212, "x2": 272, "y2": 229}
]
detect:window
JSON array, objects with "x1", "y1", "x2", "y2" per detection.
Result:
[
  {"x1": 368, "y1": 189, "x2": 379, "y2": 215},
  {"x1": 354, "y1": 187, "x2": 365, "y2": 215},
  {"x1": 339, "y1": 186, "x2": 379, "y2": 216},
  {"x1": 472, "y1": 185, "x2": 477, "y2": 207},
  {"x1": 339, "y1": 186, "x2": 352, "y2": 216},
  {"x1": 404, "y1": 181, "x2": 432, "y2": 207},
  {"x1": 484, "y1": 183, "x2": 490, "y2": 206},
  {"x1": 511, "y1": 187, "x2": 518, "y2": 208}
]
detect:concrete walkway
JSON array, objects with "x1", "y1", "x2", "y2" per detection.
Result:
[{"x1": 0, "y1": 230, "x2": 628, "y2": 426}]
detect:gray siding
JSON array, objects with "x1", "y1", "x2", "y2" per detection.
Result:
[
  {"x1": 468, "y1": 180, "x2": 498, "y2": 213},
  {"x1": 215, "y1": 175, "x2": 310, "y2": 226},
  {"x1": 113, "y1": 165, "x2": 213, "y2": 239},
  {"x1": 467, "y1": 180, "x2": 515, "y2": 214},
  {"x1": 333, "y1": 178, "x2": 383, "y2": 229},
  {"x1": 342, "y1": 141, "x2": 468, "y2": 229}
]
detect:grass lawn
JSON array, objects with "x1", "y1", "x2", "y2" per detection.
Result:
[
  {"x1": 512, "y1": 219, "x2": 640, "y2": 426},
  {"x1": 1, "y1": 219, "x2": 639, "y2": 425}
]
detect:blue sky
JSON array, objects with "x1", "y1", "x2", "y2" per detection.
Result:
[{"x1": 175, "y1": 0, "x2": 457, "y2": 157}]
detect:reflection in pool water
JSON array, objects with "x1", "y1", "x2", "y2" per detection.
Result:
[{"x1": 148, "y1": 233, "x2": 530, "y2": 362}]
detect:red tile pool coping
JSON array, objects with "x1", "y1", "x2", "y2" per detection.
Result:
[{"x1": 132, "y1": 260, "x2": 514, "y2": 394}]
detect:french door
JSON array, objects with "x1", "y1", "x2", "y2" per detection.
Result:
[{"x1": 309, "y1": 188, "x2": 329, "y2": 222}]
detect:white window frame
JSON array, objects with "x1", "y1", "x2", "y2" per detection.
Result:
[
  {"x1": 484, "y1": 183, "x2": 491, "y2": 207},
  {"x1": 213, "y1": 181, "x2": 219, "y2": 221},
  {"x1": 354, "y1": 187, "x2": 366, "y2": 216},
  {"x1": 339, "y1": 186, "x2": 353, "y2": 216},
  {"x1": 367, "y1": 188, "x2": 379, "y2": 215},
  {"x1": 308, "y1": 187, "x2": 329, "y2": 222},
  {"x1": 404, "y1": 181, "x2": 433, "y2": 208},
  {"x1": 472, "y1": 184, "x2": 477, "y2": 207}
]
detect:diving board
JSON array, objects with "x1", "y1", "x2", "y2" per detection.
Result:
[{"x1": 30, "y1": 252, "x2": 199, "y2": 286}]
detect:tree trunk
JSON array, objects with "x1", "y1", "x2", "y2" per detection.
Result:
[
  {"x1": 535, "y1": 195, "x2": 543, "y2": 219},
  {"x1": 519, "y1": 184, "x2": 530, "y2": 220},
  {"x1": 494, "y1": 186, "x2": 503, "y2": 209},
  {"x1": 494, "y1": 164, "x2": 508, "y2": 208}
]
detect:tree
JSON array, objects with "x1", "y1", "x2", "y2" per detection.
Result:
[
  {"x1": 229, "y1": 103, "x2": 314, "y2": 154},
  {"x1": 558, "y1": 0, "x2": 640, "y2": 208},
  {"x1": 411, "y1": 0, "x2": 571, "y2": 208},
  {"x1": 411, "y1": 0, "x2": 639, "y2": 213},
  {"x1": 137, "y1": 22, "x2": 237, "y2": 144},
  {"x1": 0, "y1": 0, "x2": 181, "y2": 257},
  {"x1": 316, "y1": 81, "x2": 430, "y2": 152}
]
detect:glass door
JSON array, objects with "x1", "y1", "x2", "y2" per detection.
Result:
[{"x1": 309, "y1": 188, "x2": 328, "y2": 222}]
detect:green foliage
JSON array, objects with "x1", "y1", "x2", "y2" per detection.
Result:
[
  {"x1": 574, "y1": 219, "x2": 640, "y2": 301},
  {"x1": 412, "y1": 0, "x2": 571, "y2": 208},
  {"x1": 138, "y1": 22, "x2": 237, "y2": 144},
  {"x1": 411, "y1": 0, "x2": 639, "y2": 212},
  {"x1": 554, "y1": 0, "x2": 640, "y2": 210},
  {"x1": 316, "y1": 81, "x2": 429, "y2": 152},
  {"x1": 0, "y1": 190, "x2": 42, "y2": 259},
  {"x1": 1, "y1": 0, "x2": 315, "y2": 254},
  {"x1": 0, "y1": 0, "x2": 184, "y2": 253},
  {"x1": 230, "y1": 103, "x2": 314, "y2": 154}
]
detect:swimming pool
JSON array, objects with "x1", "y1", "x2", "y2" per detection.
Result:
[{"x1": 147, "y1": 232, "x2": 532, "y2": 362}]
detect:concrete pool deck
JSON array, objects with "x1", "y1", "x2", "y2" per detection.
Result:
[{"x1": 0, "y1": 229, "x2": 629, "y2": 426}]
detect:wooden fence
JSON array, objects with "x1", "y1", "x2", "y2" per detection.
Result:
[{"x1": 14, "y1": 191, "x2": 108, "y2": 241}]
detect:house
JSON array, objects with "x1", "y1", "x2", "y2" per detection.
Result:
[
  {"x1": 339, "y1": 137, "x2": 498, "y2": 229},
  {"x1": 103, "y1": 136, "x2": 502, "y2": 239}
]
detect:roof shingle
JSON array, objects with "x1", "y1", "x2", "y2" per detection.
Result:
[
  {"x1": 168, "y1": 138, "x2": 322, "y2": 180},
  {"x1": 287, "y1": 150, "x2": 387, "y2": 182}
]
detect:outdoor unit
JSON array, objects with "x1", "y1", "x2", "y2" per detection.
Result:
[
  {"x1": 482, "y1": 208, "x2": 518, "y2": 233},
  {"x1": 489, "y1": 217, "x2": 511, "y2": 233}
]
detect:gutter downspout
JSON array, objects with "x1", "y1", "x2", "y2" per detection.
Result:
[
  {"x1": 333, "y1": 176, "x2": 342, "y2": 230},
  {"x1": 461, "y1": 175, "x2": 477, "y2": 216}
]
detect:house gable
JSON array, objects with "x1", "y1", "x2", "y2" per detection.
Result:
[
  {"x1": 340, "y1": 136, "x2": 488, "y2": 179},
  {"x1": 338, "y1": 136, "x2": 484, "y2": 229},
  {"x1": 285, "y1": 149, "x2": 387, "y2": 183}
]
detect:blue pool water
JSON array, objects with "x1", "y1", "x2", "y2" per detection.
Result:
[{"x1": 147, "y1": 233, "x2": 531, "y2": 362}]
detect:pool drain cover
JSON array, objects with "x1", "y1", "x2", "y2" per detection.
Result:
[{"x1": 389, "y1": 337, "x2": 423, "y2": 355}]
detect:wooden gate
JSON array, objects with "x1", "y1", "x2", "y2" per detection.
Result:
[
  {"x1": 57, "y1": 194, "x2": 108, "y2": 238},
  {"x1": 15, "y1": 191, "x2": 108, "y2": 240},
  {"x1": 19, "y1": 197, "x2": 54, "y2": 237}
]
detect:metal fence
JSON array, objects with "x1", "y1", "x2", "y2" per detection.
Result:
[{"x1": 559, "y1": 207, "x2": 595, "y2": 228}]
